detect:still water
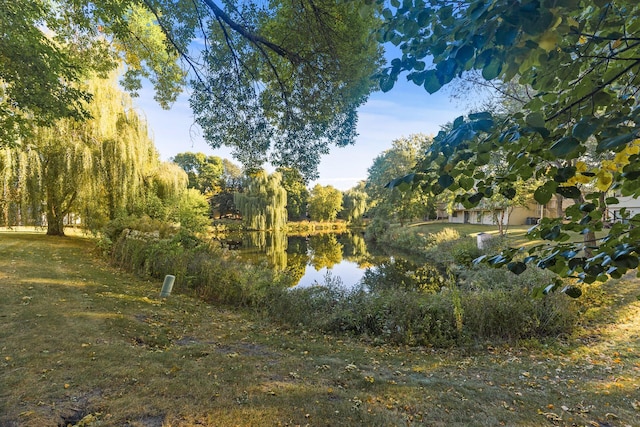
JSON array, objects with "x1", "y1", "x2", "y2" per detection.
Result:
[{"x1": 224, "y1": 231, "x2": 407, "y2": 289}]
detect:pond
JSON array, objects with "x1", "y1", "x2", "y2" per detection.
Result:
[{"x1": 219, "y1": 230, "x2": 424, "y2": 289}]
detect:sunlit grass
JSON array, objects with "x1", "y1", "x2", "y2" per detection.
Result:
[{"x1": 1, "y1": 231, "x2": 639, "y2": 426}]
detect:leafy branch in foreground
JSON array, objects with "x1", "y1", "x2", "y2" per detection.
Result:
[
  {"x1": 2, "y1": 1, "x2": 384, "y2": 179},
  {"x1": 383, "y1": 0, "x2": 640, "y2": 293}
]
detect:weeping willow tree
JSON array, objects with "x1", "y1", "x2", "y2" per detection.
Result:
[
  {"x1": 0, "y1": 147, "x2": 42, "y2": 227},
  {"x1": 151, "y1": 162, "x2": 188, "y2": 201},
  {"x1": 133, "y1": 161, "x2": 189, "y2": 221},
  {"x1": 35, "y1": 122, "x2": 95, "y2": 235},
  {"x1": 341, "y1": 189, "x2": 368, "y2": 225},
  {"x1": 0, "y1": 72, "x2": 167, "y2": 235},
  {"x1": 234, "y1": 171, "x2": 287, "y2": 231},
  {"x1": 87, "y1": 75, "x2": 160, "y2": 224}
]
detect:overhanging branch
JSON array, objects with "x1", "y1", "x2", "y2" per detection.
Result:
[{"x1": 201, "y1": 0, "x2": 302, "y2": 64}]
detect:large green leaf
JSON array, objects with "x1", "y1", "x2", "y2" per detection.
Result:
[
  {"x1": 556, "y1": 185, "x2": 581, "y2": 199},
  {"x1": 458, "y1": 176, "x2": 474, "y2": 190},
  {"x1": 572, "y1": 117, "x2": 600, "y2": 141},
  {"x1": 534, "y1": 181, "x2": 557, "y2": 204},
  {"x1": 507, "y1": 261, "x2": 527, "y2": 275},
  {"x1": 554, "y1": 166, "x2": 576, "y2": 183},
  {"x1": 482, "y1": 56, "x2": 502, "y2": 80},
  {"x1": 423, "y1": 70, "x2": 441, "y2": 94},
  {"x1": 525, "y1": 112, "x2": 545, "y2": 128},
  {"x1": 550, "y1": 137, "x2": 580, "y2": 158},
  {"x1": 613, "y1": 254, "x2": 639, "y2": 269},
  {"x1": 561, "y1": 285, "x2": 582, "y2": 298},
  {"x1": 438, "y1": 174, "x2": 454, "y2": 188},
  {"x1": 597, "y1": 132, "x2": 636, "y2": 152}
]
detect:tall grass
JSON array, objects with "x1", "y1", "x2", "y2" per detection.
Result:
[
  {"x1": 104, "y1": 217, "x2": 290, "y2": 307},
  {"x1": 103, "y1": 217, "x2": 579, "y2": 348},
  {"x1": 264, "y1": 277, "x2": 576, "y2": 346}
]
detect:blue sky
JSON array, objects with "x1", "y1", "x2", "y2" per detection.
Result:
[{"x1": 134, "y1": 75, "x2": 467, "y2": 191}]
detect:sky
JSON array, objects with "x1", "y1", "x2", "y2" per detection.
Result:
[{"x1": 133, "y1": 73, "x2": 469, "y2": 191}]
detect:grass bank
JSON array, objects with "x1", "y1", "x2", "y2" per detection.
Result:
[{"x1": 1, "y1": 231, "x2": 639, "y2": 426}]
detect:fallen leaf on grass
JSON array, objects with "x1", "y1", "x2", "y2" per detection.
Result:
[{"x1": 538, "y1": 409, "x2": 562, "y2": 422}]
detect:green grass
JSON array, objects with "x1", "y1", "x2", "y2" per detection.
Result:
[
  {"x1": 1, "y1": 231, "x2": 639, "y2": 426},
  {"x1": 404, "y1": 220, "x2": 532, "y2": 246}
]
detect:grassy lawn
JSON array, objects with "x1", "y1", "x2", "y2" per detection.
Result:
[
  {"x1": 1, "y1": 231, "x2": 639, "y2": 426},
  {"x1": 405, "y1": 220, "x2": 610, "y2": 249}
]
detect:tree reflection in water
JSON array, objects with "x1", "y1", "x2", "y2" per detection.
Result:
[
  {"x1": 308, "y1": 234, "x2": 343, "y2": 270},
  {"x1": 233, "y1": 231, "x2": 427, "y2": 289}
]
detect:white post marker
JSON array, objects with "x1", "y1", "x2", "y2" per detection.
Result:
[
  {"x1": 476, "y1": 233, "x2": 493, "y2": 250},
  {"x1": 160, "y1": 275, "x2": 175, "y2": 298}
]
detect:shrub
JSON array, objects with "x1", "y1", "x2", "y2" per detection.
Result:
[
  {"x1": 264, "y1": 271, "x2": 577, "y2": 347},
  {"x1": 461, "y1": 288, "x2": 576, "y2": 341},
  {"x1": 361, "y1": 259, "x2": 450, "y2": 294},
  {"x1": 105, "y1": 217, "x2": 284, "y2": 307},
  {"x1": 457, "y1": 264, "x2": 557, "y2": 292},
  {"x1": 425, "y1": 236, "x2": 482, "y2": 266},
  {"x1": 364, "y1": 217, "x2": 390, "y2": 241},
  {"x1": 427, "y1": 227, "x2": 461, "y2": 245}
]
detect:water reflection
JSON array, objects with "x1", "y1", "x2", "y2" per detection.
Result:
[
  {"x1": 308, "y1": 234, "x2": 343, "y2": 270},
  {"x1": 229, "y1": 230, "x2": 414, "y2": 289}
]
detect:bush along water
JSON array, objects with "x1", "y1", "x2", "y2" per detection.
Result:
[
  {"x1": 265, "y1": 224, "x2": 578, "y2": 346},
  {"x1": 102, "y1": 217, "x2": 579, "y2": 347},
  {"x1": 103, "y1": 216, "x2": 290, "y2": 307},
  {"x1": 264, "y1": 272, "x2": 577, "y2": 347}
]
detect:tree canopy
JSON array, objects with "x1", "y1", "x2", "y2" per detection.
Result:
[
  {"x1": 0, "y1": 72, "x2": 172, "y2": 235},
  {"x1": 1, "y1": 0, "x2": 383, "y2": 178},
  {"x1": 308, "y1": 184, "x2": 343, "y2": 222},
  {"x1": 0, "y1": 0, "x2": 184, "y2": 144},
  {"x1": 366, "y1": 134, "x2": 434, "y2": 225},
  {"x1": 172, "y1": 152, "x2": 224, "y2": 196},
  {"x1": 383, "y1": 0, "x2": 640, "y2": 291},
  {"x1": 277, "y1": 167, "x2": 310, "y2": 221}
]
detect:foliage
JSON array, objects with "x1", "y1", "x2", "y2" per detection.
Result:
[
  {"x1": 277, "y1": 167, "x2": 310, "y2": 221},
  {"x1": 187, "y1": 0, "x2": 383, "y2": 176},
  {"x1": 107, "y1": 218, "x2": 287, "y2": 307},
  {"x1": 365, "y1": 134, "x2": 435, "y2": 225},
  {"x1": 266, "y1": 277, "x2": 576, "y2": 346},
  {"x1": 341, "y1": 189, "x2": 368, "y2": 224},
  {"x1": 0, "y1": 0, "x2": 183, "y2": 144},
  {"x1": 172, "y1": 152, "x2": 224, "y2": 196},
  {"x1": 150, "y1": 162, "x2": 189, "y2": 202},
  {"x1": 307, "y1": 184, "x2": 343, "y2": 222},
  {"x1": 0, "y1": 73, "x2": 159, "y2": 235},
  {"x1": 234, "y1": 171, "x2": 287, "y2": 230},
  {"x1": 210, "y1": 158, "x2": 244, "y2": 219},
  {"x1": 3, "y1": 1, "x2": 382, "y2": 177},
  {"x1": 0, "y1": 148, "x2": 43, "y2": 227},
  {"x1": 169, "y1": 188, "x2": 211, "y2": 234},
  {"x1": 363, "y1": 216, "x2": 390, "y2": 242},
  {"x1": 382, "y1": 0, "x2": 640, "y2": 288}
]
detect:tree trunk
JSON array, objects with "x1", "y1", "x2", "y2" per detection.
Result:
[
  {"x1": 46, "y1": 208, "x2": 65, "y2": 236},
  {"x1": 574, "y1": 194, "x2": 595, "y2": 258},
  {"x1": 555, "y1": 194, "x2": 564, "y2": 218}
]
